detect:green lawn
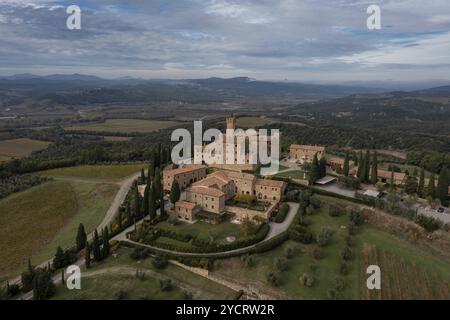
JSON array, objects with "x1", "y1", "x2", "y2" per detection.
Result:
[
  {"x1": 0, "y1": 180, "x2": 118, "y2": 282},
  {"x1": 157, "y1": 220, "x2": 245, "y2": 244},
  {"x1": 40, "y1": 164, "x2": 145, "y2": 182},
  {"x1": 52, "y1": 246, "x2": 236, "y2": 300},
  {"x1": 65, "y1": 119, "x2": 180, "y2": 134}
]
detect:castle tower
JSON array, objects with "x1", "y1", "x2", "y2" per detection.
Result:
[{"x1": 226, "y1": 114, "x2": 236, "y2": 130}]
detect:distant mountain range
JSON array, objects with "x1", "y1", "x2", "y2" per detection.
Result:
[{"x1": 0, "y1": 74, "x2": 449, "y2": 107}]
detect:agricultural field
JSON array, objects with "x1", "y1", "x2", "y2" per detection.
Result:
[
  {"x1": 0, "y1": 138, "x2": 50, "y2": 161},
  {"x1": 103, "y1": 136, "x2": 132, "y2": 142},
  {"x1": 212, "y1": 206, "x2": 450, "y2": 299},
  {"x1": 361, "y1": 243, "x2": 450, "y2": 299},
  {"x1": 236, "y1": 117, "x2": 277, "y2": 128},
  {"x1": 0, "y1": 180, "x2": 118, "y2": 282},
  {"x1": 65, "y1": 119, "x2": 180, "y2": 134},
  {"x1": 53, "y1": 246, "x2": 237, "y2": 300},
  {"x1": 39, "y1": 163, "x2": 145, "y2": 182}
]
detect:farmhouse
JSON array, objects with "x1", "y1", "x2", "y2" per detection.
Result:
[
  {"x1": 176, "y1": 170, "x2": 286, "y2": 222},
  {"x1": 163, "y1": 164, "x2": 207, "y2": 192},
  {"x1": 377, "y1": 170, "x2": 406, "y2": 185},
  {"x1": 289, "y1": 144, "x2": 325, "y2": 164},
  {"x1": 327, "y1": 156, "x2": 355, "y2": 174}
]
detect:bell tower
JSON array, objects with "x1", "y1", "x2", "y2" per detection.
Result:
[{"x1": 226, "y1": 114, "x2": 236, "y2": 130}]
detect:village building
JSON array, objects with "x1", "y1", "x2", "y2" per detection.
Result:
[
  {"x1": 289, "y1": 144, "x2": 326, "y2": 164},
  {"x1": 178, "y1": 170, "x2": 286, "y2": 221},
  {"x1": 327, "y1": 156, "x2": 355, "y2": 174},
  {"x1": 174, "y1": 201, "x2": 200, "y2": 222},
  {"x1": 163, "y1": 164, "x2": 207, "y2": 192},
  {"x1": 377, "y1": 170, "x2": 406, "y2": 185}
]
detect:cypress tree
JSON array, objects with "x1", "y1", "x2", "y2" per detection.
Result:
[
  {"x1": 418, "y1": 168, "x2": 425, "y2": 198},
  {"x1": 356, "y1": 151, "x2": 363, "y2": 180},
  {"x1": 92, "y1": 229, "x2": 101, "y2": 262},
  {"x1": 140, "y1": 168, "x2": 146, "y2": 184},
  {"x1": 142, "y1": 185, "x2": 149, "y2": 216},
  {"x1": 102, "y1": 227, "x2": 110, "y2": 259},
  {"x1": 159, "y1": 192, "x2": 165, "y2": 218},
  {"x1": 85, "y1": 242, "x2": 91, "y2": 269},
  {"x1": 154, "y1": 167, "x2": 162, "y2": 198},
  {"x1": 308, "y1": 153, "x2": 320, "y2": 184},
  {"x1": 428, "y1": 174, "x2": 436, "y2": 198},
  {"x1": 436, "y1": 168, "x2": 449, "y2": 205},
  {"x1": 52, "y1": 246, "x2": 66, "y2": 269},
  {"x1": 149, "y1": 150, "x2": 156, "y2": 180},
  {"x1": 134, "y1": 183, "x2": 141, "y2": 218},
  {"x1": 319, "y1": 156, "x2": 327, "y2": 178},
  {"x1": 364, "y1": 150, "x2": 370, "y2": 182},
  {"x1": 343, "y1": 152, "x2": 350, "y2": 177},
  {"x1": 76, "y1": 223, "x2": 87, "y2": 251},
  {"x1": 170, "y1": 180, "x2": 181, "y2": 205},
  {"x1": 149, "y1": 184, "x2": 157, "y2": 220},
  {"x1": 370, "y1": 151, "x2": 378, "y2": 185},
  {"x1": 390, "y1": 168, "x2": 395, "y2": 191}
]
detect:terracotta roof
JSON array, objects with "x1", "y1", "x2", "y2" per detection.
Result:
[
  {"x1": 193, "y1": 175, "x2": 231, "y2": 188},
  {"x1": 290, "y1": 144, "x2": 325, "y2": 152},
  {"x1": 223, "y1": 171, "x2": 256, "y2": 181},
  {"x1": 377, "y1": 170, "x2": 406, "y2": 181},
  {"x1": 164, "y1": 164, "x2": 206, "y2": 176},
  {"x1": 187, "y1": 186, "x2": 225, "y2": 197},
  {"x1": 175, "y1": 201, "x2": 198, "y2": 210},
  {"x1": 255, "y1": 178, "x2": 285, "y2": 188}
]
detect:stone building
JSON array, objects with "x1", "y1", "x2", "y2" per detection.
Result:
[
  {"x1": 290, "y1": 144, "x2": 325, "y2": 164},
  {"x1": 163, "y1": 164, "x2": 207, "y2": 192},
  {"x1": 175, "y1": 201, "x2": 200, "y2": 221}
]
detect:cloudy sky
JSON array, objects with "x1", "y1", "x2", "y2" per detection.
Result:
[{"x1": 0, "y1": 0, "x2": 450, "y2": 83}]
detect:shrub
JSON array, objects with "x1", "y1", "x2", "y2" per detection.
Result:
[
  {"x1": 339, "y1": 261, "x2": 349, "y2": 275},
  {"x1": 299, "y1": 273, "x2": 315, "y2": 287},
  {"x1": 327, "y1": 289, "x2": 337, "y2": 299},
  {"x1": 312, "y1": 247, "x2": 323, "y2": 260},
  {"x1": 159, "y1": 279, "x2": 173, "y2": 292},
  {"x1": 275, "y1": 203, "x2": 290, "y2": 223},
  {"x1": 310, "y1": 195, "x2": 322, "y2": 209},
  {"x1": 348, "y1": 209, "x2": 365, "y2": 226},
  {"x1": 241, "y1": 254, "x2": 255, "y2": 268},
  {"x1": 334, "y1": 276, "x2": 345, "y2": 291},
  {"x1": 274, "y1": 257, "x2": 289, "y2": 272},
  {"x1": 113, "y1": 289, "x2": 128, "y2": 300},
  {"x1": 341, "y1": 246, "x2": 353, "y2": 261},
  {"x1": 316, "y1": 227, "x2": 333, "y2": 247},
  {"x1": 289, "y1": 225, "x2": 314, "y2": 244},
  {"x1": 129, "y1": 247, "x2": 150, "y2": 261},
  {"x1": 266, "y1": 272, "x2": 280, "y2": 287},
  {"x1": 152, "y1": 255, "x2": 168, "y2": 269},
  {"x1": 284, "y1": 246, "x2": 295, "y2": 259},
  {"x1": 415, "y1": 214, "x2": 443, "y2": 232}
]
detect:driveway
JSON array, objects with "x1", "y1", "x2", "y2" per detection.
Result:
[{"x1": 113, "y1": 202, "x2": 299, "y2": 257}]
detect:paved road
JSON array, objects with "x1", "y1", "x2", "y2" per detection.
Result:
[{"x1": 113, "y1": 202, "x2": 299, "y2": 257}]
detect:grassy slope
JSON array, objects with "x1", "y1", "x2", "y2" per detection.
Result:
[
  {"x1": 53, "y1": 247, "x2": 236, "y2": 300},
  {"x1": 40, "y1": 164, "x2": 145, "y2": 182},
  {"x1": 213, "y1": 208, "x2": 450, "y2": 299},
  {"x1": 0, "y1": 181, "x2": 78, "y2": 281},
  {"x1": 0, "y1": 164, "x2": 141, "y2": 281},
  {"x1": 65, "y1": 119, "x2": 180, "y2": 133}
]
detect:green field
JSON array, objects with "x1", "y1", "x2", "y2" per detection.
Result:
[
  {"x1": 0, "y1": 138, "x2": 50, "y2": 161},
  {"x1": 53, "y1": 247, "x2": 236, "y2": 300},
  {"x1": 65, "y1": 119, "x2": 180, "y2": 133},
  {"x1": 156, "y1": 219, "x2": 246, "y2": 245},
  {"x1": 213, "y1": 207, "x2": 450, "y2": 299},
  {"x1": 0, "y1": 180, "x2": 118, "y2": 281},
  {"x1": 236, "y1": 116, "x2": 277, "y2": 128},
  {"x1": 40, "y1": 163, "x2": 145, "y2": 182}
]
